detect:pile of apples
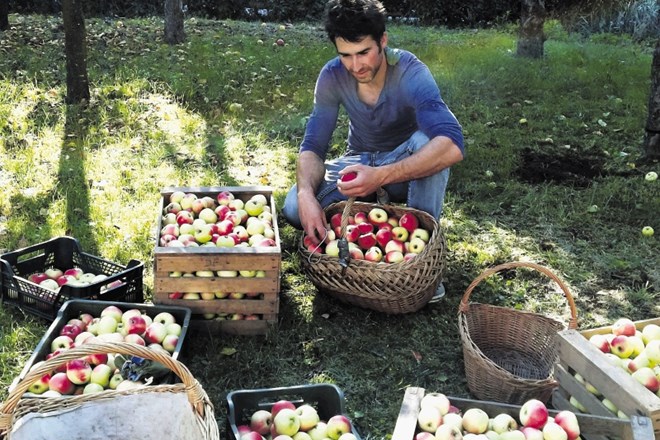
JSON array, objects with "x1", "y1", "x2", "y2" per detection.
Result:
[
  {"x1": 25, "y1": 267, "x2": 123, "y2": 292},
  {"x1": 24, "y1": 305, "x2": 182, "y2": 397},
  {"x1": 303, "y1": 207, "x2": 432, "y2": 264},
  {"x1": 569, "y1": 318, "x2": 660, "y2": 415},
  {"x1": 415, "y1": 393, "x2": 580, "y2": 440},
  {"x1": 237, "y1": 399, "x2": 356, "y2": 440},
  {"x1": 159, "y1": 190, "x2": 277, "y2": 249}
]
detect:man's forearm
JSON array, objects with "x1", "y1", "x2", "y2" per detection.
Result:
[
  {"x1": 377, "y1": 136, "x2": 463, "y2": 185},
  {"x1": 296, "y1": 151, "x2": 326, "y2": 199}
]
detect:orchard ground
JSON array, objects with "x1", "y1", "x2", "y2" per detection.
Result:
[{"x1": 0, "y1": 16, "x2": 658, "y2": 439}]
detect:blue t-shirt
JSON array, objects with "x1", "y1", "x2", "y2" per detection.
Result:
[{"x1": 300, "y1": 47, "x2": 464, "y2": 158}]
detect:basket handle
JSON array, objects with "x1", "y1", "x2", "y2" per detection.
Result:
[
  {"x1": 338, "y1": 197, "x2": 357, "y2": 236},
  {"x1": 458, "y1": 261, "x2": 578, "y2": 330},
  {"x1": 0, "y1": 341, "x2": 208, "y2": 429}
]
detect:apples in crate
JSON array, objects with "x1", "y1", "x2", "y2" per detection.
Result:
[
  {"x1": 28, "y1": 267, "x2": 124, "y2": 292},
  {"x1": 582, "y1": 318, "x2": 660, "y2": 396},
  {"x1": 412, "y1": 392, "x2": 581, "y2": 440},
  {"x1": 17, "y1": 301, "x2": 190, "y2": 397},
  {"x1": 159, "y1": 190, "x2": 276, "y2": 249}
]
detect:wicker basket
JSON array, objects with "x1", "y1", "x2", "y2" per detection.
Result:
[
  {"x1": 299, "y1": 198, "x2": 446, "y2": 314},
  {"x1": 0, "y1": 342, "x2": 219, "y2": 440},
  {"x1": 458, "y1": 261, "x2": 578, "y2": 405}
]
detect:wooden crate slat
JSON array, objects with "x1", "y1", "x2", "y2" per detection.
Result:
[
  {"x1": 189, "y1": 319, "x2": 274, "y2": 335},
  {"x1": 153, "y1": 297, "x2": 278, "y2": 315},
  {"x1": 154, "y1": 252, "x2": 281, "y2": 272},
  {"x1": 554, "y1": 363, "x2": 616, "y2": 418}
]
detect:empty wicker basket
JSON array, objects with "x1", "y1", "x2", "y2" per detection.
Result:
[
  {"x1": 299, "y1": 198, "x2": 446, "y2": 314},
  {"x1": 458, "y1": 261, "x2": 578, "y2": 405}
]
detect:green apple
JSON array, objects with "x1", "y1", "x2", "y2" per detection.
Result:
[
  {"x1": 83, "y1": 382, "x2": 104, "y2": 394},
  {"x1": 642, "y1": 226, "x2": 654, "y2": 237},
  {"x1": 273, "y1": 408, "x2": 300, "y2": 436},
  {"x1": 90, "y1": 364, "x2": 113, "y2": 388},
  {"x1": 244, "y1": 199, "x2": 265, "y2": 217}
]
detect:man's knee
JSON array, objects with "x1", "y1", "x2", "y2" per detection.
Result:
[{"x1": 281, "y1": 186, "x2": 302, "y2": 229}]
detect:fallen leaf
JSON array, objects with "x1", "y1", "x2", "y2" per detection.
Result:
[
  {"x1": 411, "y1": 350, "x2": 422, "y2": 363},
  {"x1": 221, "y1": 347, "x2": 237, "y2": 356}
]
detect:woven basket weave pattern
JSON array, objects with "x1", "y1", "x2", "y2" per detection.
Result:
[
  {"x1": 299, "y1": 199, "x2": 446, "y2": 314},
  {"x1": 458, "y1": 262, "x2": 578, "y2": 405}
]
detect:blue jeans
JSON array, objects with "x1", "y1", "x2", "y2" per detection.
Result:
[{"x1": 282, "y1": 131, "x2": 450, "y2": 229}]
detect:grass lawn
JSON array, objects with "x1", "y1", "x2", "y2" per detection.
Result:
[{"x1": 0, "y1": 15, "x2": 658, "y2": 439}]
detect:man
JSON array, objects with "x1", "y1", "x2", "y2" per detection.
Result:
[{"x1": 282, "y1": 0, "x2": 464, "y2": 300}]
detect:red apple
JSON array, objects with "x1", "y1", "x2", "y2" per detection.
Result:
[
  {"x1": 340, "y1": 172, "x2": 357, "y2": 182},
  {"x1": 356, "y1": 222, "x2": 373, "y2": 234},
  {"x1": 519, "y1": 399, "x2": 548, "y2": 429},
  {"x1": 270, "y1": 400, "x2": 296, "y2": 419},
  {"x1": 344, "y1": 225, "x2": 360, "y2": 242},
  {"x1": 357, "y1": 232, "x2": 377, "y2": 250},
  {"x1": 354, "y1": 211, "x2": 368, "y2": 224},
  {"x1": 612, "y1": 318, "x2": 637, "y2": 337},
  {"x1": 27, "y1": 272, "x2": 49, "y2": 285},
  {"x1": 330, "y1": 213, "x2": 343, "y2": 229},
  {"x1": 66, "y1": 359, "x2": 92, "y2": 385},
  {"x1": 375, "y1": 228, "x2": 393, "y2": 248},
  {"x1": 398, "y1": 212, "x2": 419, "y2": 233},
  {"x1": 49, "y1": 372, "x2": 76, "y2": 395},
  {"x1": 554, "y1": 410, "x2": 580, "y2": 440}
]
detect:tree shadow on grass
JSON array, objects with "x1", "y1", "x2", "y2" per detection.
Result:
[{"x1": 57, "y1": 104, "x2": 97, "y2": 253}]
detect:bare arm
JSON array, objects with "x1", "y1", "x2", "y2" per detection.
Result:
[
  {"x1": 337, "y1": 136, "x2": 463, "y2": 196},
  {"x1": 296, "y1": 150, "x2": 329, "y2": 246}
]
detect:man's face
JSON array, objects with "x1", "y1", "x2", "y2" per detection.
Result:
[{"x1": 335, "y1": 34, "x2": 387, "y2": 84}]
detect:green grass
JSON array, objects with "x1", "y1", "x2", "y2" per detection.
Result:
[{"x1": 0, "y1": 16, "x2": 658, "y2": 439}]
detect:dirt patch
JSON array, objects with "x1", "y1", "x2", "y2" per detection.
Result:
[{"x1": 516, "y1": 147, "x2": 606, "y2": 187}]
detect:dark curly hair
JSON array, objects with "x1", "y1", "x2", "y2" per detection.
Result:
[{"x1": 324, "y1": 0, "x2": 388, "y2": 45}]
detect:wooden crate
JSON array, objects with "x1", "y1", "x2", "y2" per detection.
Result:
[
  {"x1": 554, "y1": 319, "x2": 660, "y2": 439},
  {"x1": 153, "y1": 186, "x2": 281, "y2": 335},
  {"x1": 392, "y1": 387, "x2": 654, "y2": 440}
]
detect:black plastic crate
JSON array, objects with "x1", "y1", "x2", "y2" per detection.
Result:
[
  {"x1": 226, "y1": 384, "x2": 361, "y2": 440},
  {"x1": 10, "y1": 299, "x2": 192, "y2": 392},
  {"x1": 0, "y1": 236, "x2": 144, "y2": 320}
]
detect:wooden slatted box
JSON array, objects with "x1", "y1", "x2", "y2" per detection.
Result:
[
  {"x1": 553, "y1": 318, "x2": 660, "y2": 439},
  {"x1": 153, "y1": 186, "x2": 281, "y2": 335}
]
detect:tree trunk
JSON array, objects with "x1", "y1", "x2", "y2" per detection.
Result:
[
  {"x1": 164, "y1": 0, "x2": 186, "y2": 45},
  {"x1": 517, "y1": 0, "x2": 546, "y2": 58},
  {"x1": 0, "y1": 1, "x2": 9, "y2": 31},
  {"x1": 62, "y1": 0, "x2": 90, "y2": 104},
  {"x1": 643, "y1": 38, "x2": 660, "y2": 161}
]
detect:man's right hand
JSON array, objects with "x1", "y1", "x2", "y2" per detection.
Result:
[{"x1": 298, "y1": 192, "x2": 329, "y2": 247}]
